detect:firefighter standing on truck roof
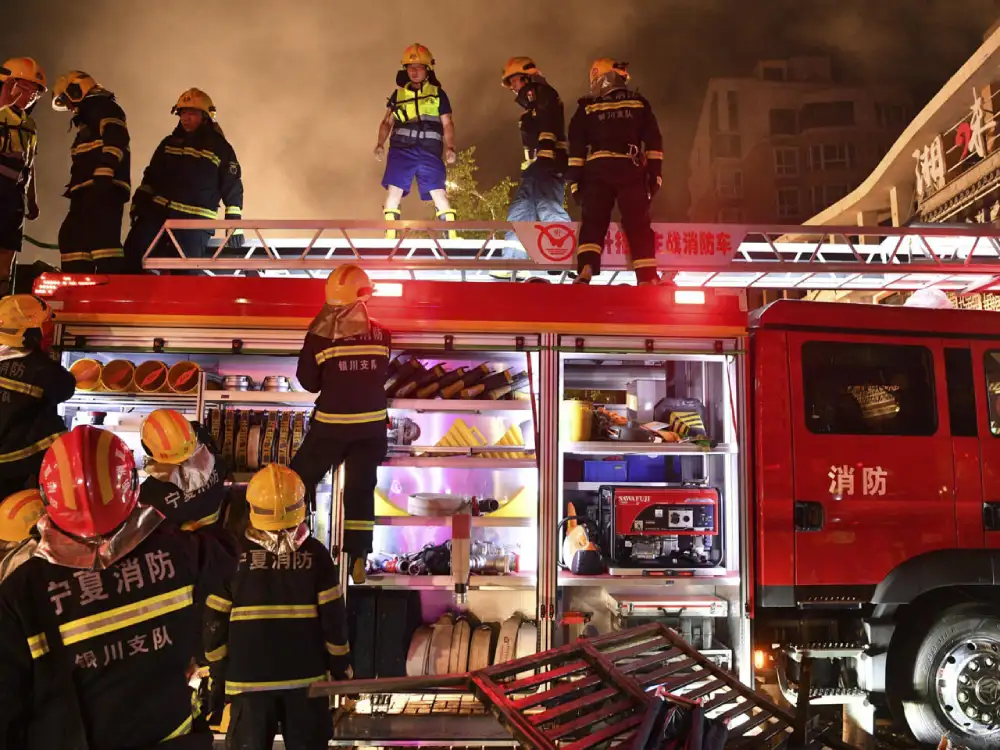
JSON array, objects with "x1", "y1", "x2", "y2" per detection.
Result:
[
  {"x1": 0, "y1": 425, "x2": 236, "y2": 749},
  {"x1": 566, "y1": 58, "x2": 663, "y2": 285},
  {"x1": 204, "y1": 464, "x2": 352, "y2": 750},
  {"x1": 138, "y1": 409, "x2": 228, "y2": 533},
  {"x1": 0, "y1": 489, "x2": 43, "y2": 583},
  {"x1": 51, "y1": 71, "x2": 131, "y2": 274},
  {"x1": 500, "y1": 56, "x2": 571, "y2": 258},
  {"x1": 290, "y1": 264, "x2": 389, "y2": 585},
  {"x1": 123, "y1": 89, "x2": 245, "y2": 274},
  {"x1": 0, "y1": 294, "x2": 74, "y2": 500},
  {"x1": 374, "y1": 43, "x2": 458, "y2": 240},
  {"x1": 0, "y1": 58, "x2": 45, "y2": 296}
]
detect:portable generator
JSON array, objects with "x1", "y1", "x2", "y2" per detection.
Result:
[{"x1": 599, "y1": 485, "x2": 723, "y2": 570}]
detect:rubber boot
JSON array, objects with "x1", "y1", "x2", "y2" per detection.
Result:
[
  {"x1": 573, "y1": 264, "x2": 594, "y2": 285},
  {"x1": 436, "y1": 209, "x2": 458, "y2": 241},
  {"x1": 384, "y1": 208, "x2": 401, "y2": 240}
]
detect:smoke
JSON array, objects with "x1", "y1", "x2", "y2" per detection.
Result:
[{"x1": 3, "y1": 0, "x2": 1000, "y2": 243}]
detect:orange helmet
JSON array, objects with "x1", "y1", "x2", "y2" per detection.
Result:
[
  {"x1": 0, "y1": 294, "x2": 51, "y2": 348},
  {"x1": 247, "y1": 464, "x2": 306, "y2": 531},
  {"x1": 325, "y1": 265, "x2": 373, "y2": 307},
  {"x1": 401, "y1": 43, "x2": 434, "y2": 69},
  {"x1": 171, "y1": 88, "x2": 216, "y2": 119},
  {"x1": 589, "y1": 58, "x2": 630, "y2": 87},
  {"x1": 0, "y1": 57, "x2": 47, "y2": 91},
  {"x1": 501, "y1": 57, "x2": 539, "y2": 88},
  {"x1": 0, "y1": 490, "x2": 44, "y2": 542},
  {"x1": 40, "y1": 426, "x2": 138, "y2": 538},
  {"x1": 51, "y1": 70, "x2": 99, "y2": 112},
  {"x1": 141, "y1": 409, "x2": 197, "y2": 464}
]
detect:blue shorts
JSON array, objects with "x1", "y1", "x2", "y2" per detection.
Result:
[{"x1": 382, "y1": 147, "x2": 446, "y2": 201}]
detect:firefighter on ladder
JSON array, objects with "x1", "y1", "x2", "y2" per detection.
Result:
[
  {"x1": 566, "y1": 59, "x2": 663, "y2": 285},
  {"x1": 0, "y1": 294, "x2": 74, "y2": 500},
  {"x1": 500, "y1": 56, "x2": 571, "y2": 258},
  {"x1": 0, "y1": 58, "x2": 45, "y2": 296},
  {"x1": 204, "y1": 464, "x2": 352, "y2": 750},
  {"x1": 51, "y1": 71, "x2": 131, "y2": 274},
  {"x1": 123, "y1": 88, "x2": 245, "y2": 273},
  {"x1": 374, "y1": 43, "x2": 458, "y2": 240},
  {"x1": 0, "y1": 425, "x2": 236, "y2": 749},
  {"x1": 0, "y1": 488, "x2": 43, "y2": 583},
  {"x1": 290, "y1": 264, "x2": 390, "y2": 585}
]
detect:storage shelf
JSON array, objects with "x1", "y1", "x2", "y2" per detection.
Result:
[
  {"x1": 66, "y1": 392, "x2": 198, "y2": 411},
  {"x1": 351, "y1": 573, "x2": 536, "y2": 590},
  {"x1": 564, "y1": 481, "x2": 676, "y2": 491},
  {"x1": 375, "y1": 515, "x2": 534, "y2": 528},
  {"x1": 558, "y1": 571, "x2": 741, "y2": 589},
  {"x1": 384, "y1": 456, "x2": 536, "y2": 469},
  {"x1": 202, "y1": 392, "x2": 532, "y2": 412},
  {"x1": 203, "y1": 390, "x2": 315, "y2": 404},
  {"x1": 562, "y1": 441, "x2": 737, "y2": 456}
]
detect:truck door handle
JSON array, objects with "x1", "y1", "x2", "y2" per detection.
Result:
[
  {"x1": 983, "y1": 502, "x2": 1000, "y2": 531},
  {"x1": 794, "y1": 501, "x2": 824, "y2": 531}
]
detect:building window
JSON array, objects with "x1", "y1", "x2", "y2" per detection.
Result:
[
  {"x1": 710, "y1": 91, "x2": 719, "y2": 133},
  {"x1": 776, "y1": 187, "x2": 801, "y2": 218},
  {"x1": 717, "y1": 208, "x2": 744, "y2": 223},
  {"x1": 809, "y1": 184, "x2": 850, "y2": 213},
  {"x1": 710, "y1": 133, "x2": 742, "y2": 159},
  {"x1": 769, "y1": 109, "x2": 798, "y2": 136},
  {"x1": 808, "y1": 143, "x2": 855, "y2": 171},
  {"x1": 727, "y1": 91, "x2": 740, "y2": 130},
  {"x1": 802, "y1": 342, "x2": 937, "y2": 436},
  {"x1": 800, "y1": 101, "x2": 856, "y2": 129},
  {"x1": 715, "y1": 168, "x2": 743, "y2": 198},
  {"x1": 774, "y1": 147, "x2": 799, "y2": 177},
  {"x1": 876, "y1": 103, "x2": 907, "y2": 129}
]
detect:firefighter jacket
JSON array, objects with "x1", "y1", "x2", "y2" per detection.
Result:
[
  {"x1": 133, "y1": 121, "x2": 243, "y2": 222},
  {"x1": 0, "y1": 511, "x2": 237, "y2": 750},
  {"x1": 515, "y1": 78, "x2": 568, "y2": 172},
  {"x1": 296, "y1": 318, "x2": 391, "y2": 439},
  {"x1": 203, "y1": 527, "x2": 352, "y2": 696},
  {"x1": 388, "y1": 82, "x2": 452, "y2": 157},
  {"x1": 566, "y1": 88, "x2": 663, "y2": 186},
  {"x1": 0, "y1": 348, "x2": 75, "y2": 477},
  {"x1": 66, "y1": 90, "x2": 131, "y2": 198},
  {"x1": 0, "y1": 536, "x2": 36, "y2": 584},
  {"x1": 140, "y1": 424, "x2": 227, "y2": 531},
  {"x1": 0, "y1": 108, "x2": 37, "y2": 203}
]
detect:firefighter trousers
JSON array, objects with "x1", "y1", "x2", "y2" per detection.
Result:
[
  {"x1": 123, "y1": 213, "x2": 211, "y2": 274},
  {"x1": 227, "y1": 689, "x2": 332, "y2": 750},
  {"x1": 577, "y1": 165, "x2": 658, "y2": 284},
  {"x1": 290, "y1": 424, "x2": 386, "y2": 556},
  {"x1": 58, "y1": 186, "x2": 127, "y2": 274}
]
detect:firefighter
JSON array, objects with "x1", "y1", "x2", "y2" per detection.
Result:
[
  {"x1": 51, "y1": 70, "x2": 130, "y2": 274},
  {"x1": 139, "y1": 409, "x2": 227, "y2": 532},
  {"x1": 0, "y1": 489, "x2": 43, "y2": 583},
  {"x1": 290, "y1": 264, "x2": 389, "y2": 585},
  {"x1": 500, "y1": 56, "x2": 571, "y2": 258},
  {"x1": 0, "y1": 58, "x2": 45, "y2": 296},
  {"x1": 374, "y1": 43, "x2": 458, "y2": 240},
  {"x1": 0, "y1": 294, "x2": 74, "y2": 500},
  {"x1": 204, "y1": 464, "x2": 352, "y2": 750},
  {"x1": 123, "y1": 88, "x2": 244, "y2": 274},
  {"x1": 566, "y1": 59, "x2": 663, "y2": 285},
  {"x1": 0, "y1": 425, "x2": 236, "y2": 749}
]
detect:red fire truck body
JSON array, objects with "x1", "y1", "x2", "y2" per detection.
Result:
[{"x1": 42, "y1": 273, "x2": 1000, "y2": 746}]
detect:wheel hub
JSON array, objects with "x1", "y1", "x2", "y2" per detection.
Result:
[{"x1": 937, "y1": 638, "x2": 1000, "y2": 735}]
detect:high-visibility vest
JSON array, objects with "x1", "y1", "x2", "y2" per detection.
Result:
[{"x1": 389, "y1": 83, "x2": 444, "y2": 153}]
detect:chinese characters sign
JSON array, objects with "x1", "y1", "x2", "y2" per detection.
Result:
[
  {"x1": 513, "y1": 222, "x2": 746, "y2": 269},
  {"x1": 828, "y1": 464, "x2": 887, "y2": 498}
]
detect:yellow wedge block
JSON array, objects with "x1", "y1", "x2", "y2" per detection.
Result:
[
  {"x1": 374, "y1": 487, "x2": 409, "y2": 517},
  {"x1": 491, "y1": 486, "x2": 536, "y2": 519}
]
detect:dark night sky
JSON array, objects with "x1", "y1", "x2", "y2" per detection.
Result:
[{"x1": 4, "y1": 0, "x2": 1000, "y2": 241}]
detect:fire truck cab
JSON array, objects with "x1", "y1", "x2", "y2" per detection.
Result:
[{"x1": 753, "y1": 299, "x2": 1000, "y2": 746}]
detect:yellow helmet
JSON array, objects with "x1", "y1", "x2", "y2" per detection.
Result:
[
  {"x1": 141, "y1": 409, "x2": 197, "y2": 464},
  {"x1": 0, "y1": 57, "x2": 47, "y2": 91},
  {"x1": 0, "y1": 490, "x2": 44, "y2": 543},
  {"x1": 171, "y1": 88, "x2": 216, "y2": 119},
  {"x1": 51, "y1": 70, "x2": 98, "y2": 111},
  {"x1": 0, "y1": 294, "x2": 51, "y2": 348},
  {"x1": 325, "y1": 265, "x2": 373, "y2": 307},
  {"x1": 247, "y1": 464, "x2": 306, "y2": 532},
  {"x1": 401, "y1": 43, "x2": 434, "y2": 69},
  {"x1": 589, "y1": 58, "x2": 630, "y2": 87},
  {"x1": 501, "y1": 57, "x2": 539, "y2": 88}
]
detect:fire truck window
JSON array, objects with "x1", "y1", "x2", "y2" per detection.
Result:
[
  {"x1": 944, "y1": 348, "x2": 977, "y2": 437},
  {"x1": 802, "y1": 341, "x2": 936, "y2": 436},
  {"x1": 983, "y1": 351, "x2": 1000, "y2": 436}
]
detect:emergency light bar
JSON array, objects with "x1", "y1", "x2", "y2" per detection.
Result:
[{"x1": 33, "y1": 273, "x2": 108, "y2": 297}]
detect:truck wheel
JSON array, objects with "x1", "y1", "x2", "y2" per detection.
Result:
[{"x1": 902, "y1": 603, "x2": 1000, "y2": 748}]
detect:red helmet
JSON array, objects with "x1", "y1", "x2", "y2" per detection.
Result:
[{"x1": 40, "y1": 426, "x2": 138, "y2": 538}]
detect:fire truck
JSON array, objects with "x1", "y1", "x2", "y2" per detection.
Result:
[{"x1": 35, "y1": 218, "x2": 1000, "y2": 747}]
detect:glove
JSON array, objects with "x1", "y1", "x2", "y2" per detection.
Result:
[
  {"x1": 647, "y1": 173, "x2": 662, "y2": 199},
  {"x1": 225, "y1": 231, "x2": 247, "y2": 250},
  {"x1": 570, "y1": 183, "x2": 583, "y2": 206}
]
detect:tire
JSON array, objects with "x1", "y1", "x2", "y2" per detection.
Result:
[{"x1": 901, "y1": 603, "x2": 1000, "y2": 748}]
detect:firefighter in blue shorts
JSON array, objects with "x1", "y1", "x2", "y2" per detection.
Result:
[{"x1": 374, "y1": 43, "x2": 458, "y2": 240}]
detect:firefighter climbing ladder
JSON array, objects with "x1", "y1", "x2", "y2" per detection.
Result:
[{"x1": 143, "y1": 218, "x2": 1000, "y2": 293}]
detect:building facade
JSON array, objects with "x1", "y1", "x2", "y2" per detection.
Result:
[{"x1": 687, "y1": 56, "x2": 911, "y2": 224}]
